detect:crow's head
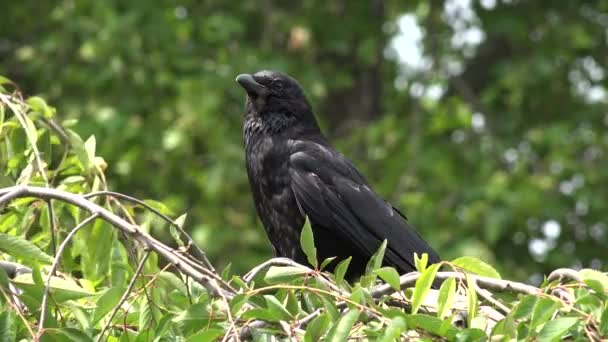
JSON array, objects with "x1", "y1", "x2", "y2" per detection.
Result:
[{"x1": 236, "y1": 71, "x2": 317, "y2": 127}]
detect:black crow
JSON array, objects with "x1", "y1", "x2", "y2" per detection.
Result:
[{"x1": 236, "y1": 70, "x2": 440, "y2": 278}]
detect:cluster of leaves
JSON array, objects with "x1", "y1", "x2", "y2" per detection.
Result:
[{"x1": 1, "y1": 79, "x2": 608, "y2": 341}]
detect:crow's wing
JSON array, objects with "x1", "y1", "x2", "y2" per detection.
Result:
[{"x1": 288, "y1": 143, "x2": 440, "y2": 272}]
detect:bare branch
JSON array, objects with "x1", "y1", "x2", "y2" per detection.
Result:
[
  {"x1": 370, "y1": 271, "x2": 540, "y2": 299},
  {"x1": 0, "y1": 185, "x2": 233, "y2": 298},
  {"x1": 547, "y1": 268, "x2": 583, "y2": 283}
]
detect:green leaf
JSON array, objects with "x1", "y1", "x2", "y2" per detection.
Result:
[
  {"x1": 142, "y1": 199, "x2": 175, "y2": 216},
  {"x1": 579, "y1": 268, "x2": 608, "y2": 291},
  {"x1": 513, "y1": 295, "x2": 537, "y2": 319},
  {"x1": 405, "y1": 314, "x2": 458, "y2": 339},
  {"x1": 55, "y1": 328, "x2": 94, "y2": 342},
  {"x1": 530, "y1": 298, "x2": 560, "y2": 330},
  {"x1": 600, "y1": 306, "x2": 608, "y2": 336},
  {"x1": 466, "y1": 273, "x2": 478, "y2": 327},
  {"x1": 365, "y1": 240, "x2": 387, "y2": 275},
  {"x1": 84, "y1": 135, "x2": 96, "y2": 161},
  {"x1": 264, "y1": 266, "x2": 309, "y2": 284},
  {"x1": 411, "y1": 263, "x2": 440, "y2": 314},
  {"x1": 326, "y1": 309, "x2": 360, "y2": 342},
  {"x1": 374, "y1": 267, "x2": 400, "y2": 291},
  {"x1": 320, "y1": 256, "x2": 337, "y2": 271},
  {"x1": 91, "y1": 287, "x2": 126, "y2": 325},
  {"x1": 300, "y1": 216, "x2": 317, "y2": 268},
  {"x1": 455, "y1": 328, "x2": 486, "y2": 342},
  {"x1": 174, "y1": 213, "x2": 188, "y2": 229},
  {"x1": 0, "y1": 233, "x2": 53, "y2": 264},
  {"x1": 0, "y1": 267, "x2": 9, "y2": 289},
  {"x1": 0, "y1": 311, "x2": 16, "y2": 342},
  {"x1": 0, "y1": 75, "x2": 14, "y2": 85},
  {"x1": 451, "y1": 256, "x2": 501, "y2": 279},
  {"x1": 304, "y1": 312, "x2": 331, "y2": 342},
  {"x1": 27, "y1": 96, "x2": 55, "y2": 118},
  {"x1": 537, "y1": 317, "x2": 578, "y2": 341},
  {"x1": 378, "y1": 315, "x2": 407, "y2": 342},
  {"x1": 414, "y1": 252, "x2": 428, "y2": 272},
  {"x1": 264, "y1": 294, "x2": 292, "y2": 320},
  {"x1": 437, "y1": 277, "x2": 456, "y2": 319},
  {"x1": 334, "y1": 256, "x2": 351, "y2": 285},
  {"x1": 12, "y1": 273, "x2": 94, "y2": 303},
  {"x1": 186, "y1": 328, "x2": 224, "y2": 342}
]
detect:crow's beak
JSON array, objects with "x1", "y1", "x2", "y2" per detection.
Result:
[{"x1": 236, "y1": 74, "x2": 268, "y2": 97}]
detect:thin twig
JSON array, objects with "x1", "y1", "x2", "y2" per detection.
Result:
[
  {"x1": 38, "y1": 213, "x2": 100, "y2": 335},
  {"x1": 47, "y1": 200, "x2": 58, "y2": 260},
  {"x1": 0, "y1": 285, "x2": 36, "y2": 338},
  {"x1": 244, "y1": 257, "x2": 344, "y2": 295},
  {"x1": 85, "y1": 190, "x2": 215, "y2": 272},
  {"x1": 475, "y1": 285, "x2": 511, "y2": 315},
  {"x1": 96, "y1": 251, "x2": 150, "y2": 342}
]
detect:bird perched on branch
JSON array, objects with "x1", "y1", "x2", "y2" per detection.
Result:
[{"x1": 236, "y1": 70, "x2": 439, "y2": 278}]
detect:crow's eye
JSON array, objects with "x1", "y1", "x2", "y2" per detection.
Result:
[{"x1": 272, "y1": 80, "x2": 284, "y2": 90}]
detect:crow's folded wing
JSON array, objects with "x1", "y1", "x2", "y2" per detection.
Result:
[{"x1": 289, "y1": 145, "x2": 440, "y2": 272}]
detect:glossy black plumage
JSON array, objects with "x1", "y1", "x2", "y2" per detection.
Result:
[{"x1": 236, "y1": 70, "x2": 440, "y2": 278}]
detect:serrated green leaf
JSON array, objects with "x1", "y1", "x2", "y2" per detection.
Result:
[
  {"x1": 300, "y1": 216, "x2": 317, "y2": 268},
  {"x1": 437, "y1": 277, "x2": 456, "y2": 319},
  {"x1": 326, "y1": 309, "x2": 360, "y2": 342},
  {"x1": 451, "y1": 256, "x2": 501, "y2": 279},
  {"x1": 374, "y1": 267, "x2": 400, "y2": 291},
  {"x1": 411, "y1": 263, "x2": 439, "y2": 314},
  {"x1": 537, "y1": 317, "x2": 578, "y2": 341},
  {"x1": 0, "y1": 233, "x2": 53, "y2": 264}
]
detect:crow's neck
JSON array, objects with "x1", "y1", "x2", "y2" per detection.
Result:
[{"x1": 243, "y1": 112, "x2": 321, "y2": 146}]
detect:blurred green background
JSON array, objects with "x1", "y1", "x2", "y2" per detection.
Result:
[{"x1": 1, "y1": 0, "x2": 607, "y2": 282}]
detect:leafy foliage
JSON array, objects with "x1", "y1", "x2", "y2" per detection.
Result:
[{"x1": 1, "y1": 86, "x2": 607, "y2": 340}]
